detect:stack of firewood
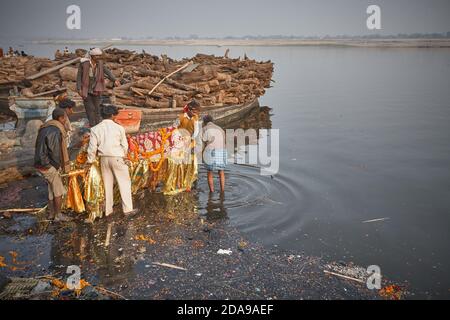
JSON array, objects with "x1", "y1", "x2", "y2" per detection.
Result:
[
  {"x1": 0, "y1": 56, "x2": 65, "y2": 99},
  {"x1": 0, "y1": 48, "x2": 274, "y2": 108}
]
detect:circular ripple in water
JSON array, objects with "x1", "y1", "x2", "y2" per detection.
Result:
[{"x1": 196, "y1": 164, "x2": 312, "y2": 244}]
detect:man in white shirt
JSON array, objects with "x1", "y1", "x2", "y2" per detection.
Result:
[{"x1": 87, "y1": 104, "x2": 136, "y2": 217}]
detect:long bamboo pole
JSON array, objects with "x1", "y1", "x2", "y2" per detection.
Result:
[
  {"x1": 0, "y1": 207, "x2": 47, "y2": 214},
  {"x1": 147, "y1": 61, "x2": 193, "y2": 96},
  {"x1": 323, "y1": 270, "x2": 365, "y2": 284},
  {"x1": 26, "y1": 44, "x2": 113, "y2": 81}
]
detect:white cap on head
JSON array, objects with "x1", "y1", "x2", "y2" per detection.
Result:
[{"x1": 89, "y1": 48, "x2": 103, "y2": 56}]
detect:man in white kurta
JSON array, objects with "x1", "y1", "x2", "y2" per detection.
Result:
[{"x1": 87, "y1": 105, "x2": 134, "y2": 216}]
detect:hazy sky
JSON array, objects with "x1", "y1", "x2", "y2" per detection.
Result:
[{"x1": 1, "y1": 0, "x2": 450, "y2": 39}]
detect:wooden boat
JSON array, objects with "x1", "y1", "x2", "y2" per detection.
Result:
[
  {"x1": 3, "y1": 94, "x2": 260, "y2": 131},
  {"x1": 128, "y1": 98, "x2": 260, "y2": 131}
]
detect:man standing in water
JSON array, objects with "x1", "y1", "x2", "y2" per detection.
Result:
[
  {"x1": 76, "y1": 48, "x2": 120, "y2": 127},
  {"x1": 34, "y1": 108, "x2": 72, "y2": 222},
  {"x1": 202, "y1": 115, "x2": 227, "y2": 193},
  {"x1": 87, "y1": 105, "x2": 136, "y2": 218}
]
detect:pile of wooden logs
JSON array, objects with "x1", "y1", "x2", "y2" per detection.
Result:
[
  {"x1": 0, "y1": 48, "x2": 274, "y2": 108},
  {"x1": 0, "y1": 56, "x2": 67, "y2": 100}
]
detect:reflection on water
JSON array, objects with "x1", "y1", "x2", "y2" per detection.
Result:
[
  {"x1": 205, "y1": 193, "x2": 227, "y2": 221},
  {"x1": 45, "y1": 189, "x2": 203, "y2": 287},
  {"x1": 222, "y1": 105, "x2": 272, "y2": 131},
  {"x1": 42, "y1": 166, "x2": 300, "y2": 291}
]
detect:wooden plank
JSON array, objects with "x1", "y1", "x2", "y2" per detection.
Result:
[
  {"x1": 181, "y1": 63, "x2": 199, "y2": 73},
  {"x1": 323, "y1": 270, "x2": 365, "y2": 284},
  {"x1": 30, "y1": 87, "x2": 67, "y2": 98},
  {"x1": 0, "y1": 207, "x2": 47, "y2": 214},
  {"x1": 26, "y1": 57, "x2": 81, "y2": 80},
  {"x1": 152, "y1": 262, "x2": 187, "y2": 271}
]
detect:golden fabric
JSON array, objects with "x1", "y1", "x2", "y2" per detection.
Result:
[
  {"x1": 148, "y1": 159, "x2": 169, "y2": 191},
  {"x1": 83, "y1": 160, "x2": 105, "y2": 222},
  {"x1": 65, "y1": 170, "x2": 86, "y2": 213},
  {"x1": 163, "y1": 156, "x2": 198, "y2": 195},
  {"x1": 130, "y1": 159, "x2": 150, "y2": 194},
  {"x1": 60, "y1": 125, "x2": 198, "y2": 221}
]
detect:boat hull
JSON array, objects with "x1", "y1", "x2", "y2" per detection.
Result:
[
  {"x1": 132, "y1": 99, "x2": 260, "y2": 131},
  {"x1": 2, "y1": 95, "x2": 260, "y2": 131}
]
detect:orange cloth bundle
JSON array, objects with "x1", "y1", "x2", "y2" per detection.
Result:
[{"x1": 65, "y1": 172, "x2": 86, "y2": 213}]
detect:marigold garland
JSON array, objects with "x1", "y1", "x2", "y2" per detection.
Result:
[{"x1": 139, "y1": 128, "x2": 173, "y2": 172}]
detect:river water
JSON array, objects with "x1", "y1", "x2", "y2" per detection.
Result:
[{"x1": 4, "y1": 43, "x2": 450, "y2": 298}]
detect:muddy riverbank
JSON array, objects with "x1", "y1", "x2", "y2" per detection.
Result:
[{"x1": 0, "y1": 174, "x2": 407, "y2": 300}]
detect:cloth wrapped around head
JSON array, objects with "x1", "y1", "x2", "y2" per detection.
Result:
[
  {"x1": 183, "y1": 99, "x2": 200, "y2": 113},
  {"x1": 81, "y1": 47, "x2": 103, "y2": 63},
  {"x1": 89, "y1": 47, "x2": 103, "y2": 56}
]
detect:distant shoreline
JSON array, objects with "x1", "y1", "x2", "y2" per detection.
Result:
[{"x1": 33, "y1": 38, "x2": 450, "y2": 48}]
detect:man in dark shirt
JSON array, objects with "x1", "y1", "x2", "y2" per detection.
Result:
[
  {"x1": 35, "y1": 108, "x2": 72, "y2": 222},
  {"x1": 76, "y1": 48, "x2": 120, "y2": 126}
]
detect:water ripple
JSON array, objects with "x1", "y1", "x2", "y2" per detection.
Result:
[{"x1": 196, "y1": 164, "x2": 313, "y2": 243}]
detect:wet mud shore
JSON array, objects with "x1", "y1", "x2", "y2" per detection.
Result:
[{"x1": 0, "y1": 175, "x2": 406, "y2": 300}]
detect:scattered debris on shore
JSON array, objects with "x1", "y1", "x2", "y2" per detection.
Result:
[
  {"x1": 0, "y1": 275, "x2": 124, "y2": 300},
  {"x1": 0, "y1": 175, "x2": 408, "y2": 300}
]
